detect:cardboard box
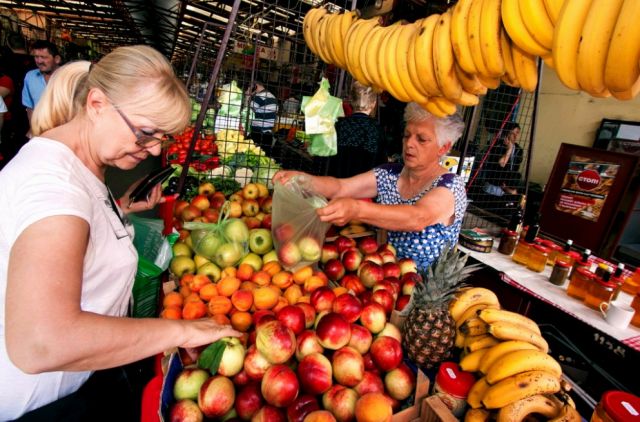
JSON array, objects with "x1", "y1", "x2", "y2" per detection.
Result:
[
  {"x1": 420, "y1": 396, "x2": 459, "y2": 422},
  {"x1": 392, "y1": 369, "x2": 431, "y2": 422}
]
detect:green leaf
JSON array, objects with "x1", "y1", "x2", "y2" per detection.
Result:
[{"x1": 197, "y1": 340, "x2": 227, "y2": 374}]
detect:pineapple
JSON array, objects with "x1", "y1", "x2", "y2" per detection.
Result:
[{"x1": 400, "y1": 246, "x2": 479, "y2": 370}]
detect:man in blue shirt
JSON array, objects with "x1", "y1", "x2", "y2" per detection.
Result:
[
  {"x1": 22, "y1": 40, "x2": 61, "y2": 124},
  {"x1": 248, "y1": 81, "x2": 278, "y2": 155}
]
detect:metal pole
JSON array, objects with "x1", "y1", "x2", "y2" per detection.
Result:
[
  {"x1": 523, "y1": 59, "x2": 543, "y2": 200},
  {"x1": 178, "y1": 0, "x2": 243, "y2": 196},
  {"x1": 185, "y1": 21, "x2": 211, "y2": 91}
]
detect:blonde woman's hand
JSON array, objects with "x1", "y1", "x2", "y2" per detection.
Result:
[
  {"x1": 120, "y1": 180, "x2": 165, "y2": 214},
  {"x1": 317, "y1": 198, "x2": 359, "y2": 226},
  {"x1": 180, "y1": 319, "x2": 242, "y2": 349}
]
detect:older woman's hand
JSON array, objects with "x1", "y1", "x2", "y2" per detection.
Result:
[
  {"x1": 272, "y1": 169, "x2": 307, "y2": 186},
  {"x1": 119, "y1": 181, "x2": 165, "y2": 214},
  {"x1": 317, "y1": 198, "x2": 360, "y2": 226}
]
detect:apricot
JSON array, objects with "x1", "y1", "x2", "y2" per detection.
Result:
[
  {"x1": 354, "y1": 393, "x2": 392, "y2": 422},
  {"x1": 253, "y1": 286, "x2": 281, "y2": 310},
  {"x1": 231, "y1": 289, "x2": 254, "y2": 312},
  {"x1": 207, "y1": 296, "x2": 232, "y2": 315}
]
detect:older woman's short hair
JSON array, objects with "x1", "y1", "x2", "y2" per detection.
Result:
[{"x1": 403, "y1": 102, "x2": 465, "y2": 147}]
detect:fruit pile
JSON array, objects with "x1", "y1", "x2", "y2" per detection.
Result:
[
  {"x1": 450, "y1": 287, "x2": 581, "y2": 421},
  {"x1": 303, "y1": 0, "x2": 640, "y2": 117}
]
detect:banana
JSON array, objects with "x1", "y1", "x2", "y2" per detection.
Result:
[
  {"x1": 519, "y1": 0, "x2": 555, "y2": 50},
  {"x1": 610, "y1": 78, "x2": 640, "y2": 101},
  {"x1": 479, "y1": 0, "x2": 505, "y2": 77},
  {"x1": 384, "y1": 23, "x2": 413, "y2": 102},
  {"x1": 407, "y1": 19, "x2": 433, "y2": 98},
  {"x1": 576, "y1": 0, "x2": 624, "y2": 97},
  {"x1": 485, "y1": 349, "x2": 562, "y2": 385},
  {"x1": 496, "y1": 394, "x2": 562, "y2": 422},
  {"x1": 543, "y1": 0, "x2": 565, "y2": 24},
  {"x1": 542, "y1": 54, "x2": 555, "y2": 69},
  {"x1": 344, "y1": 18, "x2": 364, "y2": 74},
  {"x1": 512, "y1": 43, "x2": 539, "y2": 92},
  {"x1": 344, "y1": 18, "x2": 378, "y2": 86},
  {"x1": 454, "y1": 90, "x2": 480, "y2": 107},
  {"x1": 414, "y1": 14, "x2": 442, "y2": 96},
  {"x1": 460, "y1": 347, "x2": 489, "y2": 372},
  {"x1": 549, "y1": 404, "x2": 582, "y2": 422},
  {"x1": 430, "y1": 96, "x2": 458, "y2": 116},
  {"x1": 467, "y1": 0, "x2": 491, "y2": 77},
  {"x1": 477, "y1": 74, "x2": 501, "y2": 89},
  {"x1": 476, "y1": 309, "x2": 541, "y2": 335},
  {"x1": 360, "y1": 23, "x2": 385, "y2": 89},
  {"x1": 479, "y1": 340, "x2": 539, "y2": 374},
  {"x1": 604, "y1": 0, "x2": 640, "y2": 95},
  {"x1": 502, "y1": 0, "x2": 550, "y2": 56},
  {"x1": 449, "y1": 288, "x2": 500, "y2": 321},
  {"x1": 501, "y1": 30, "x2": 519, "y2": 87},
  {"x1": 466, "y1": 334, "x2": 500, "y2": 353},
  {"x1": 460, "y1": 317, "x2": 489, "y2": 336},
  {"x1": 455, "y1": 330, "x2": 467, "y2": 348},
  {"x1": 432, "y1": 10, "x2": 463, "y2": 101},
  {"x1": 482, "y1": 371, "x2": 562, "y2": 409},
  {"x1": 335, "y1": 11, "x2": 357, "y2": 69},
  {"x1": 465, "y1": 409, "x2": 491, "y2": 422},
  {"x1": 487, "y1": 321, "x2": 549, "y2": 352},
  {"x1": 467, "y1": 377, "x2": 491, "y2": 409},
  {"x1": 450, "y1": 0, "x2": 477, "y2": 74},
  {"x1": 395, "y1": 22, "x2": 431, "y2": 104},
  {"x1": 315, "y1": 15, "x2": 333, "y2": 64},
  {"x1": 326, "y1": 12, "x2": 344, "y2": 69},
  {"x1": 552, "y1": 0, "x2": 593, "y2": 90},
  {"x1": 303, "y1": 7, "x2": 327, "y2": 57},
  {"x1": 455, "y1": 64, "x2": 489, "y2": 96}
]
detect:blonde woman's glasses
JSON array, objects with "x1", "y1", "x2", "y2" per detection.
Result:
[{"x1": 114, "y1": 107, "x2": 171, "y2": 148}]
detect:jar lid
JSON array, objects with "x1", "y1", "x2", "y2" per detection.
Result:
[
  {"x1": 567, "y1": 251, "x2": 582, "y2": 260},
  {"x1": 576, "y1": 267, "x2": 597, "y2": 279},
  {"x1": 601, "y1": 390, "x2": 640, "y2": 421},
  {"x1": 435, "y1": 362, "x2": 476, "y2": 398},
  {"x1": 555, "y1": 260, "x2": 571, "y2": 268},
  {"x1": 539, "y1": 239, "x2": 560, "y2": 249},
  {"x1": 533, "y1": 245, "x2": 549, "y2": 253},
  {"x1": 594, "y1": 277, "x2": 616, "y2": 288}
]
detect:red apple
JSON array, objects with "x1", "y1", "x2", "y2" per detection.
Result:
[
  {"x1": 191, "y1": 194, "x2": 211, "y2": 211},
  {"x1": 244, "y1": 216, "x2": 262, "y2": 230},
  {"x1": 359, "y1": 303, "x2": 387, "y2": 334},
  {"x1": 332, "y1": 293, "x2": 362, "y2": 323},
  {"x1": 370, "y1": 336, "x2": 403, "y2": 372},
  {"x1": 398, "y1": 258, "x2": 417, "y2": 275},
  {"x1": 347, "y1": 324, "x2": 373, "y2": 355},
  {"x1": 375, "y1": 323, "x2": 402, "y2": 343},
  {"x1": 380, "y1": 250, "x2": 397, "y2": 264},
  {"x1": 295, "y1": 330, "x2": 324, "y2": 361},
  {"x1": 170, "y1": 399, "x2": 203, "y2": 422},
  {"x1": 331, "y1": 346, "x2": 365, "y2": 387},
  {"x1": 323, "y1": 259, "x2": 345, "y2": 282},
  {"x1": 341, "y1": 249, "x2": 363, "y2": 272},
  {"x1": 354, "y1": 371, "x2": 385, "y2": 396},
  {"x1": 297, "y1": 353, "x2": 333, "y2": 395},
  {"x1": 244, "y1": 344, "x2": 272, "y2": 380},
  {"x1": 274, "y1": 223, "x2": 295, "y2": 243},
  {"x1": 261, "y1": 214, "x2": 273, "y2": 230},
  {"x1": 358, "y1": 237, "x2": 379, "y2": 255},
  {"x1": 242, "y1": 199, "x2": 260, "y2": 217},
  {"x1": 235, "y1": 382, "x2": 264, "y2": 420},
  {"x1": 340, "y1": 274, "x2": 366, "y2": 295},
  {"x1": 276, "y1": 305, "x2": 306, "y2": 336},
  {"x1": 174, "y1": 199, "x2": 190, "y2": 217},
  {"x1": 295, "y1": 303, "x2": 316, "y2": 329},
  {"x1": 261, "y1": 197, "x2": 273, "y2": 214},
  {"x1": 198, "y1": 375, "x2": 235, "y2": 419},
  {"x1": 233, "y1": 369, "x2": 251, "y2": 387},
  {"x1": 335, "y1": 236, "x2": 356, "y2": 254},
  {"x1": 322, "y1": 385, "x2": 358, "y2": 422},
  {"x1": 181, "y1": 204, "x2": 202, "y2": 222},
  {"x1": 298, "y1": 236, "x2": 322, "y2": 262},
  {"x1": 203, "y1": 208, "x2": 220, "y2": 223},
  {"x1": 384, "y1": 363, "x2": 416, "y2": 401},
  {"x1": 362, "y1": 253, "x2": 383, "y2": 266},
  {"x1": 370, "y1": 289, "x2": 394, "y2": 315},
  {"x1": 252, "y1": 405, "x2": 286, "y2": 422},
  {"x1": 261, "y1": 364, "x2": 299, "y2": 408},
  {"x1": 278, "y1": 242, "x2": 302, "y2": 268},
  {"x1": 315, "y1": 312, "x2": 351, "y2": 350},
  {"x1": 174, "y1": 368, "x2": 210, "y2": 401},
  {"x1": 310, "y1": 287, "x2": 336, "y2": 313},
  {"x1": 286, "y1": 395, "x2": 320, "y2": 422},
  {"x1": 357, "y1": 262, "x2": 384, "y2": 288},
  {"x1": 256, "y1": 321, "x2": 296, "y2": 364},
  {"x1": 395, "y1": 295, "x2": 410, "y2": 311},
  {"x1": 382, "y1": 262, "x2": 401, "y2": 279},
  {"x1": 321, "y1": 243, "x2": 339, "y2": 264}
]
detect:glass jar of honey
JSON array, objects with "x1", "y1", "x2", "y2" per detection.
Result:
[
  {"x1": 512, "y1": 241, "x2": 532, "y2": 265},
  {"x1": 631, "y1": 293, "x2": 640, "y2": 328},
  {"x1": 527, "y1": 245, "x2": 549, "y2": 273},
  {"x1": 567, "y1": 267, "x2": 596, "y2": 300},
  {"x1": 621, "y1": 269, "x2": 640, "y2": 295},
  {"x1": 538, "y1": 239, "x2": 562, "y2": 265},
  {"x1": 591, "y1": 390, "x2": 640, "y2": 422},
  {"x1": 584, "y1": 273, "x2": 615, "y2": 310},
  {"x1": 595, "y1": 263, "x2": 613, "y2": 278},
  {"x1": 549, "y1": 260, "x2": 571, "y2": 286},
  {"x1": 498, "y1": 230, "x2": 518, "y2": 255}
]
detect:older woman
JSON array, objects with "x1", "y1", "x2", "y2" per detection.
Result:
[
  {"x1": 273, "y1": 102, "x2": 467, "y2": 270},
  {"x1": 0, "y1": 46, "x2": 239, "y2": 420}
]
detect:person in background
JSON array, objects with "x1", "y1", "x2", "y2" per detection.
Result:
[
  {"x1": 274, "y1": 102, "x2": 467, "y2": 270},
  {"x1": 282, "y1": 83, "x2": 301, "y2": 116},
  {"x1": 327, "y1": 81, "x2": 385, "y2": 178},
  {"x1": 0, "y1": 60, "x2": 13, "y2": 150},
  {"x1": 22, "y1": 39, "x2": 61, "y2": 125},
  {"x1": 0, "y1": 45, "x2": 240, "y2": 420},
  {"x1": 0, "y1": 95, "x2": 6, "y2": 145},
  {"x1": 481, "y1": 122, "x2": 523, "y2": 196},
  {"x1": 247, "y1": 80, "x2": 278, "y2": 155}
]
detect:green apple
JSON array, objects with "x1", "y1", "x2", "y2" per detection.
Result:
[
  {"x1": 197, "y1": 262, "x2": 222, "y2": 282},
  {"x1": 193, "y1": 254, "x2": 211, "y2": 269},
  {"x1": 194, "y1": 233, "x2": 224, "y2": 259},
  {"x1": 172, "y1": 242, "x2": 192, "y2": 258},
  {"x1": 248, "y1": 228, "x2": 273, "y2": 255},
  {"x1": 223, "y1": 218, "x2": 249, "y2": 243},
  {"x1": 262, "y1": 250, "x2": 278, "y2": 264},
  {"x1": 240, "y1": 253, "x2": 263, "y2": 272},
  {"x1": 217, "y1": 337, "x2": 246, "y2": 377},
  {"x1": 170, "y1": 256, "x2": 196, "y2": 276},
  {"x1": 214, "y1": 242, "x2": 244, "y2": 268},
  {"x1": 174, "y1": 368, "x2": 209, "y2": 400}
]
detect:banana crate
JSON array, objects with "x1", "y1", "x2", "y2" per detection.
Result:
[{"x1": 420, "y1": 396, "x2": 459, "y2": 422}]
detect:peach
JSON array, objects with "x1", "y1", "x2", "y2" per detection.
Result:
[
  {"x1": 253, "y1": 286, "x2": 280, "y2": 310},
  {"x1": 303, "y1": 410, "x2": 336, "y2": 422},
  {"x1": 297, "y1": 353, "x2": 333, "y2": 395},
  {"x1": 295, "y1": 330, "x2": 324, "y2": 361},
  {"x1": 284, "y1": 284, "x2": 303, "y2": 305},
  {"x1": 354, "y1": 393, "x2": 392, "y2": 422},
  {"x1": 384, "y1": 363, "x2": 416, "y2": 401},
  {"x1": 331, "y1": 346, "x2": 364, "y2": 387},
  {"x1": 255, "y1": 320, "x2": 296, "y2": 364},
  {"x1": 232, "y1": 289, "x2": 254, "y2": 312},
  {"x1": 243, "y1": 344, "x2": 272, "y2": 380},
  {"x1": 322, "y1": 385, "x2": 358, "y2": 422},
  {"x1": 293, "y1": 265, "x2": 314, "y2": 284},
  {"x1": 261, "y1": 364, "x2": 300, "y2": 408},
  {"x1": 272, "y1": 271, "x2": 294, "y2": 289},
  {"x1": 296, "y1": 302, "x2": 316, "y2": 328}
]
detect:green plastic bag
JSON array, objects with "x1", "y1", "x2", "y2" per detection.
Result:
[{"x1": 301, "y1": 78, "x2": 344, "y2": 157}]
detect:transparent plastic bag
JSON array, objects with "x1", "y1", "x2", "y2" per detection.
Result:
[
  {"x1": 271, "y1": 176, "x2": 331, "y2": 270},
  {"x1": 302, "y1": 78, "x2": 344, "y2": 157},
  {"x1": 183, "y1": 202, "x2": 250, "y2": 268}
]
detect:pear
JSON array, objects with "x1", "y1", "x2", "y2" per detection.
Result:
[
  {"x1": 197, "y1": 262, "x2": 221, "y2": 282},
  {"x1": 170, "y1": 256, "x2": 196, "y2": 276}
]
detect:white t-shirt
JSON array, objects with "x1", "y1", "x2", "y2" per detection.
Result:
[
  {"x1": 0, "y1": 96, "x2": 7, "y2": 113},
  {"x1": 0, "y1": 137, "x2": 138, "y2": 419}
]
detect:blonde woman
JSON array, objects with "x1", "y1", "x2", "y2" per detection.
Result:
[{"x1": 0, "y1": 46, "x2": 240, "y2": 420}]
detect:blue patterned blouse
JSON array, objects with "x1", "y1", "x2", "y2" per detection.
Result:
[{"x1": 373, "y1": 163, "x2": 468, "y2": 270}]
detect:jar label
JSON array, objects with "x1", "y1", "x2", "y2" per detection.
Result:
[
  {"x1": 621, "y1": 401, "x2": 639, "y2": 416},
  {"x1": 446, "y1": 367, "x2": 457, "y2": 379}
]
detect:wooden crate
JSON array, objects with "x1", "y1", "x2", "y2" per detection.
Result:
[{"x1": 420, "y1": 396, "x2": 459, "y2": 422}]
